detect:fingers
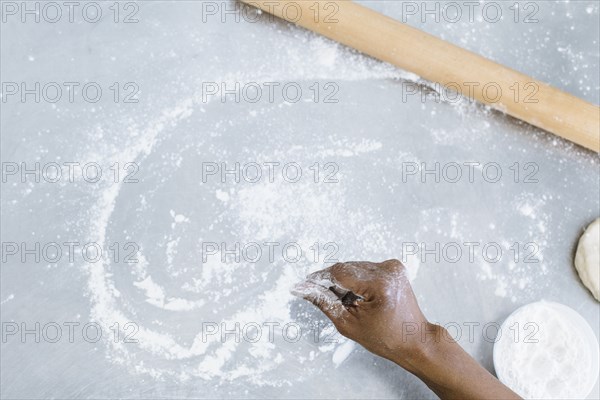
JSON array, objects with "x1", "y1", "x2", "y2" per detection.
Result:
[
  {"x1": 304, "y1": 264, "x2": 367, "y2": 303},
  {"x1": 292, "y1": 259, "x2": 405, "y2": 315},
  {"x1": 329, "y1": 262, "x2": 369, "y2": 293},
  {"x1": 304, "y1": 269, "x2": 334, "y2": 287},
  {"x1": 381, "y1": 258, "x2": 405, "y2": 271},
  {"x1": 310, "y1": 259, "x2": 408, "y2": 300},
  {"x1": 291, "y1": 280, "x2": 349, "y2": 321}
]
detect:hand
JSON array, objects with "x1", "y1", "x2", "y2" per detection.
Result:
[
  {"x1": 292, "y1": 259, "x2": 434, "y2": 371},
  {"x1": 292, "y1": 259, "x2": 522, "y2": 400}
]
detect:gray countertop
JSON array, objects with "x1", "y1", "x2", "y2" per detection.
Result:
[{"x1": 1, "y1": 1, "x2": 599, "y2": 398}]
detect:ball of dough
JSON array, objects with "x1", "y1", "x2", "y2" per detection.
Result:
[{"x1": 575, "y1": 218, "x2": 600, "y2": 301}]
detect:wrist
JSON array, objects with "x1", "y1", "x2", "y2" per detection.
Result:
[{"x1": 391, "y1": 323, "x2": 452, "y2": 376}]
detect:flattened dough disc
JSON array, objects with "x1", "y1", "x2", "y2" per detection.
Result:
[{"x1": 575, "y1": 218, "x2": 600, "y2": 301}]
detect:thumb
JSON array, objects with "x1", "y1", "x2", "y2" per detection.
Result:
[{"x1": 291, "y1": 280, "x2": 348, "y2": 321}]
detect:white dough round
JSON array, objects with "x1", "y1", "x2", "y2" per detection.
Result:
[{"x1": 575, "y1": 218, "x2": 600, "y2": 301}]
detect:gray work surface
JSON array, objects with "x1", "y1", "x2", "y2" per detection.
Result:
[{"x1": 1, "y1": 1, "x2": 599, "y2": 399}]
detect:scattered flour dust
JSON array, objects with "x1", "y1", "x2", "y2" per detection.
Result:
[
  {"x1": 0, "y1": 294, "x2": 15, "y2": 305},
  {"x1": 417, "y1": 197, "x2": 551, "y2": 303},
  {"x1": 79, "y1": 88, "x2": 406, "y2": 384},
  {"x1": 332, "y1": 340, "x2": 356, "y2": 367},
  {"x1": 76, "y1": 12, "x2": 558, "y2": 388}
]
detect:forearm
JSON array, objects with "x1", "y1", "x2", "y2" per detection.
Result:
[{"x1": 394, "y1": 324, "x2": 522, "y2": 400}]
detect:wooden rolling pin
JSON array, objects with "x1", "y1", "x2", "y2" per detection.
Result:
[{"x1": 240, "y1": 0, "x2": 600, "y2": 152}]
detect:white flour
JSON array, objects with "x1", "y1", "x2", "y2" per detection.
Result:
[
  {"x1": 0, "y1": 294, "x2": 15, "y2": 305},
  {"x1": 73, "y1": 8, "x2": 594, "y2": 389},
  {"x1": 78, "y1": 45, "x2": 416, "y2": 383},
  {"x1": 494, "y1": 301, "x2": 599, "y2": 399}
]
